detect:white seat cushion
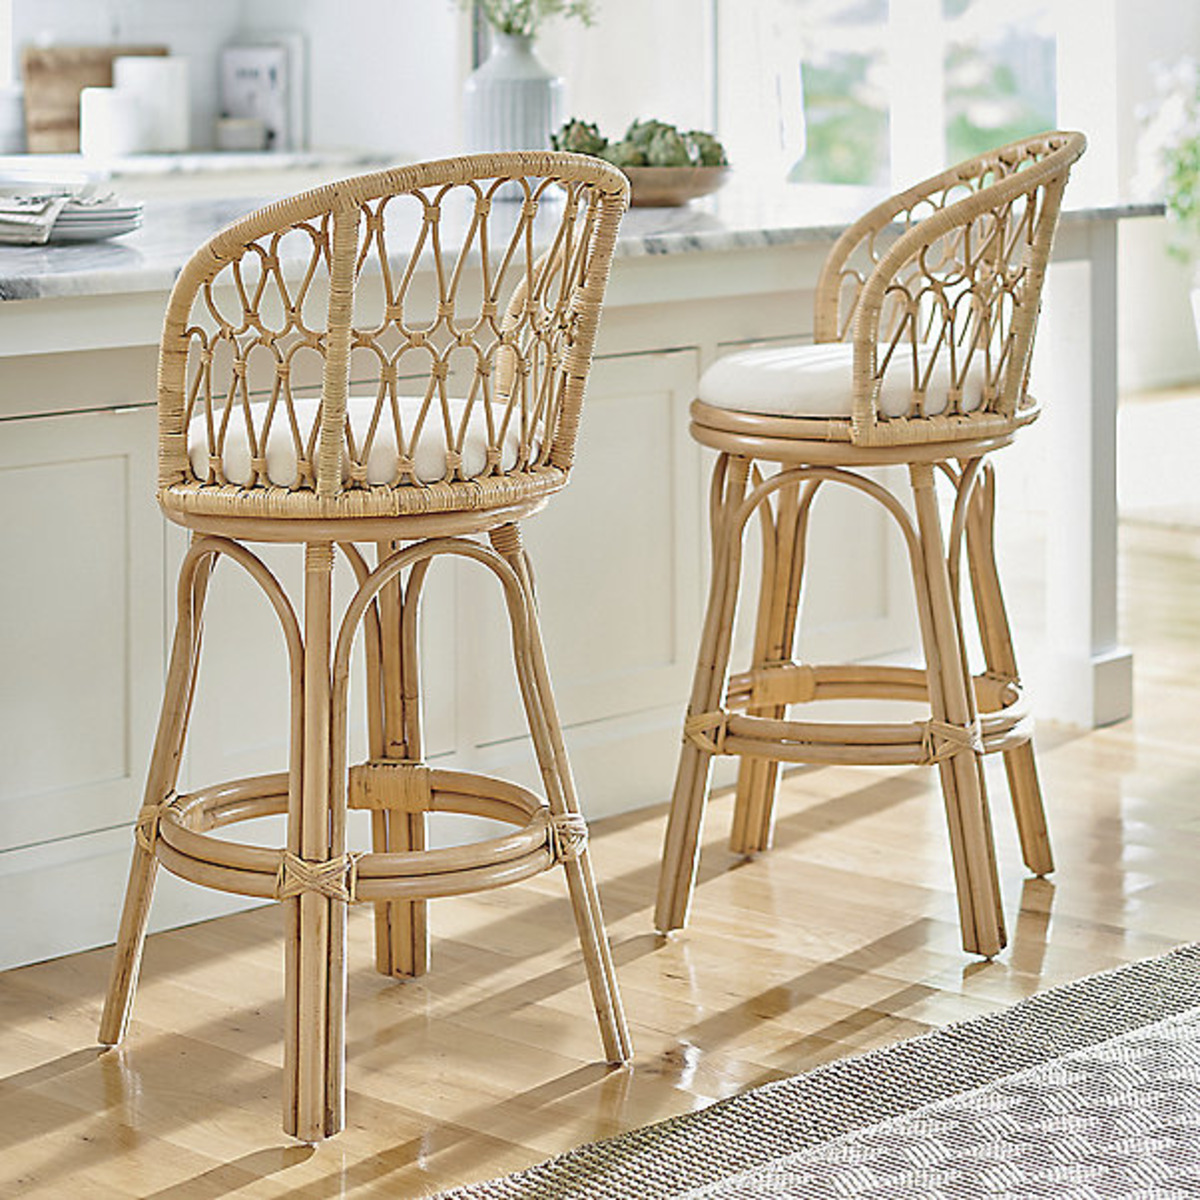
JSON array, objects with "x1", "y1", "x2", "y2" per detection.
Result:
[
  {"x1": 697, "y1": 341, "x2": 987, "y2": 420},
  {"x1": 188, "y1": 395, "x2": 530, "y2": 488}
]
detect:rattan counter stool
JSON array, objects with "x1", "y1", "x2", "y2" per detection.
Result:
[
  {"x1": 656, "y1": 132, "x2": 1086, "y2": 960},
  {"x1": 98, "y1": 152, "x2": 632, "y2": 1141}
]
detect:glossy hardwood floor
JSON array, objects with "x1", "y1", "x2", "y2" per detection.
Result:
[{"x1": 3, "y1": 516, "x2": 1199, "y2": 1198}]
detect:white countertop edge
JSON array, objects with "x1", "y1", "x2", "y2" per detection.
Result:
[{"x1": 0, "y1": 175, "x2": 1164, "y2": 304}]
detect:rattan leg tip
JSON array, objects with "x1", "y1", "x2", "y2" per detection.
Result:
[
  {"x1": 653, "y1": 894, "x2": 690, "y2": 937},
  {"x1": 970, "y1": 938, "x2": 1006, "y2": 961},
  {"x1": 97, "y1": 1009, "x2": 127, "y2": 1048}
]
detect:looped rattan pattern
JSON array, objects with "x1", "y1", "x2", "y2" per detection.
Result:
[
  {"x1": 811, "y1": 131, "x2": 1085, "y2": 447},
  {"x1": 157, "y1": 151, "x2": 630, "y2": 523}
]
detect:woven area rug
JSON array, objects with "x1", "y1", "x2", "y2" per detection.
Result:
[{"x1": 441, "y1": 943, "x2": 1200, "y2": 1198}]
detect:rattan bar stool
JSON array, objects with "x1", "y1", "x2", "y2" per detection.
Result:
[
  {"x1": 656, "y1": 132, "x2": 1086, "y2": 960},
  {"x1": 99, "y1": 152, "x2": 632, "y2": 1140}
]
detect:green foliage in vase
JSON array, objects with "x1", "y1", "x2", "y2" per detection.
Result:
[{"x1": 467, "y1": 0, "x2": 597, "y2": 38}]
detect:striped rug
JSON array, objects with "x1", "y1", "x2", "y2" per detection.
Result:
[{"x1": 441, "y1": 942, "x2": 1200, "y2": 1198}]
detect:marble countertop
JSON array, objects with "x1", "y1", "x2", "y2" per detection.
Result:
[
  {"x1": 0, "y1": 170, "x2": 1160, "y2": 304},
  {"x1": 0, "y1": 149, "x2": 386, "y2": 179}
]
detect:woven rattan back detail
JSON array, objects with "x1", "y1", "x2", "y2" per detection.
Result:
[
  {"x1": 158, "y1": 152, "x2": 629, "y2": 519},
  {"x1": 812, "y1": 131, "x2": 1085, "y2": 447}
]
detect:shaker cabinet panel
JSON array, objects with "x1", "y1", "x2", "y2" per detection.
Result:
[
  {"x1": 0, "y1": 407, "x2": 163, "y2": 850},
  {"x1": 460, "y1": 348, "x2": 704, "y2": 748}
]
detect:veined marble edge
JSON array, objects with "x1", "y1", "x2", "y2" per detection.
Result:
[{"x1": 0, "y1": 194, "x2": 1162, "y2": 303}]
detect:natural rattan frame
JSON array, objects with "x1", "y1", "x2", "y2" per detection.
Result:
[
  {"x1": 99, "y1": 152, "x2": 632, "y2": 1143},
  {"x1": 656, "y1": 132, "x2": 1086, "y2": 960}
]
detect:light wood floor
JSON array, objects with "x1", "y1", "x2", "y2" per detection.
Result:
[{"x1": 3, "y1": 519, "x2": 1199, "y2": 1198}]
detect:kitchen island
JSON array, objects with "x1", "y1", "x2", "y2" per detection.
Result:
[{"x1": 0, "y1": 168, "x2": 1149, "y2": 967}]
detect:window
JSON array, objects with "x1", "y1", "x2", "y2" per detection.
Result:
[{"x1": 717, "y1": 0, "x2": 1057, "y2": 187}]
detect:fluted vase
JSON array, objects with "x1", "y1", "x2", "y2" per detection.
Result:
[{"x1": 463, "y1": 32, "x2": 564, "y2": 153}]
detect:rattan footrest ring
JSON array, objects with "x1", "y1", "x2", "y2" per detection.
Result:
[
  {"x1": 147, "y1": 768, "x2": 585, "y2": 904},
  {"x1": 684, "y1": 664, "x2": 1031, "y2": 766}
]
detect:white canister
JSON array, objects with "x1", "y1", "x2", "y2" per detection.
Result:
[
  {"x1": 80, "y1": 87, "x2": 146, "y2": 158},
  {"x1": 113, "y1": 56, "x2": 190, "y2": 152}
]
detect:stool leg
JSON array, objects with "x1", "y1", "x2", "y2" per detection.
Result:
[
  {"x1": 910, "y1": 464, "x2": 1006, "y2": 958},
  {"x1": 730, "y1": 479, "x2": 818, "y2": 856},
  {"x1": 100, "y1": 549, "x2": 214, "y2": 1047},
  {"x1": 656, "y1": 454, "x2": 752, "y2": 934},
  {"x1": 371, "y1": 549, "x2": 429, "y2": 978},
  {"x1": 283, "y1": 542, "x2": 343, "y2": 1141},
  {"x1": 494, "y1": 527, "x2": 632, "y2": 1065},
  {"x1": 966, "y1": 465, "x2": 1053, "y2": 876}
]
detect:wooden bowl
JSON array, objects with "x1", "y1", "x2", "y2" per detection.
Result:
[{"x1": 622, "y1": 166, "x2": 731, "y2": 207}]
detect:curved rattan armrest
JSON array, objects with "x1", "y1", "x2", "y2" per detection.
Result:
[
  {"x1": 839, "y1": 131, "x2": 1085, "y2": 446},
  {"x1": 813, "y1": 131, "x2": 1086, "y2": 347}
]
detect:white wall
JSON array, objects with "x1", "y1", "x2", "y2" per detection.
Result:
[
  {"x1": 535, "y1": 0, "x2": 715, "y2": 143},
  {"x1": 1057, "y1": 0, "x2": 1200, "y2": 388},
  {"x1": 237, "y1": 0, "x2": 465, "y2": 160}
]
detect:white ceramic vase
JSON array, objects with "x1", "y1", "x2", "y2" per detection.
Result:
[{"x1": 463, "y1": 32, "x2": 564, "y2": 153}]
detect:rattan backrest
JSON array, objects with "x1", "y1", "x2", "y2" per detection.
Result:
[
  {"x1": 158, "y1": 152, "x2": 629, "y2": 504},
  {"x1": 813, "y1": 131, "x2": 1086, "y2": 447}
]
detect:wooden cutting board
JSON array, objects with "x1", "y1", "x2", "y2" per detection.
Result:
[{"x1": 21, "y1": 45, "x2": 169, "y2": 152}]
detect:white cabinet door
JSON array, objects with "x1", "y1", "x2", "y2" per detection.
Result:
[
  {"x1": 0, "y1": 406, "x2": 163, "y2": 848},
  {"x1": 0, "y1": 407, "x2": 164, "y2": 968},
  {"x1": 453, "y1": 348, "x2": 707, "y2": 818}
]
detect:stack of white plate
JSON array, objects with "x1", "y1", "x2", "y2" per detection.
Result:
[{"x1": 49, "y1": 197, "x2": 144, "y2": 243}]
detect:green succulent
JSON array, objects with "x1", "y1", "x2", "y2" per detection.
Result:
[
  {"x1": 646, "y1": 126, "x2": 692, "y2": 167},
  {"x1": 550, "y1": 118, "x2": 607, "y2": 156},
  {"x1": 553, "y1": 116, "x2": 730, "y2": 170},
  {"x1": 685, "y1": 130, "x2": 728, "y2": 167},
  {"x1": 624, "y1": 118, "x2": 674, "y2": 150},
  {"x1": 598, "y1": 140, "x2": 647, "y2": 168}
]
